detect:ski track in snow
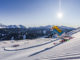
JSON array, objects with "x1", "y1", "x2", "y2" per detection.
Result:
[
  {"x1": 1, "y1": 38, "x2": 61, "y2": 60},
  {"x1": 4, "y1": 38, "x2": 59, "y2": 51},
  {"x1": 28, "y1": 42, "x2": 62, "y2": 57}
]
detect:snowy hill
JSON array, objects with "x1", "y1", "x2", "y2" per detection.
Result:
[
  {"x1": 7, "y1": 25, "x2": 26, "y2": 28},
  {"x1": 0, "y1": 29, "x2": 80, "y2": 60},
  {"x1": 0, "y1": 23, "x2": 76, "y2": 30},
  {"x1": 0, "y1": 23, "x2": 7, "y2": 28},
  {"x1": 0, "y1": 24, "x2": 27, "y2": 29},
  {"x1": 67, "y1": 27, "x2": 80, "y2": 35}
]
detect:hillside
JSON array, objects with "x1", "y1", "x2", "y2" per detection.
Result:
[{"x1": 0, "y1": 29, "x2": 80, "y2": 60}]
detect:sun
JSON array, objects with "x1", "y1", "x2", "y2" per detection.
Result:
[{"x1": 57, "y1": 12, "x2": 63, "y2": 19}]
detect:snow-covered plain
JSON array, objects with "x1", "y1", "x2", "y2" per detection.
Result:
[{"x1": 0, "y1": 31, "x2": 80, "y2": 60}]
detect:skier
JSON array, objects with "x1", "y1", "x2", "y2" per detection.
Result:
[
  {"x1": 51, "y1": 26, "x2": 64, "y2": 37},
  {"x1": 51, "y1": 26, "x2": 67, "y2": 43}
]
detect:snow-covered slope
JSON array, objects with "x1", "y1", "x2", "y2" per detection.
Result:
[
  {"x1": 0, "y1": 23, "x2": 7, "y2": 28},
  {"x1": 7, "y1": 25, "x2": 26, "y2": 28},
  {"x1": 0, "y1": 31, "x2": 80, "y2": 60},
  {"x1": 67, "y1": 27, "x2": 80, "y2": 35},
  {"x1": 0, "y1": 23, "x2": 27, "y2": 28}
]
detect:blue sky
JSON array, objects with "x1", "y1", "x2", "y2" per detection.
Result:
[{"x1": 0, "y1": 0, "x2": 80, "y2": 27}]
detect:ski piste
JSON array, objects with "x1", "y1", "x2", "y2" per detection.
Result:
[
  {"x1": 4, "y1": 36, "x2": 72, "y2": 51},
  {"x1": 4, "y1": 38, "x2": 59, "y2": 51},
  {"x1": 3, "y1": 38, "x2": 70, "y2": 58},
  {"x1": 3, "y1": 36, "x2": 73, "y2": 59}
]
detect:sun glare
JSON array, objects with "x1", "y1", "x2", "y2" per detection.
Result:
[{"x1": 57, "y1": 12, "x2": 63, "y2": 19}]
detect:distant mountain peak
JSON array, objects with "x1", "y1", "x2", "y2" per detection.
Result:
[{"x1": 0, "y1": 24, "x2": 27, "y2": 29}]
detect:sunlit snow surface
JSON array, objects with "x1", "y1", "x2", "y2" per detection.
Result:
[{"x1": 0, "y1": 31, "x2": 80, "y2": 60}]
